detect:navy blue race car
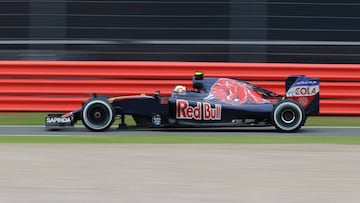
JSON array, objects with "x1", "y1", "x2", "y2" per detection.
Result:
[{"x1": 45, "y1": 72, "x2": 320, "y2": 132}]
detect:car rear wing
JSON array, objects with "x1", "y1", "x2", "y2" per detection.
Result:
[{"x1": 285, "y1": 75, "x2": 320, "y2": 115}]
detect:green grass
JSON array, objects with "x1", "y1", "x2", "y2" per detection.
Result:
[
  {"x1": 306, "y1": 116, "x2": 360, "y2": 127},
  {"x1": 0, "y1": 113, "x2": 359, "y2": 145},
  {"x1": 0, "y1": 135, "x2": 360, "y2": 144},
  {"x1": 0, "y1": 112, "x2": 359, "y2": 126},
  {"x1": 0, "y1": 113, "x2": 49, "y2": 125}
]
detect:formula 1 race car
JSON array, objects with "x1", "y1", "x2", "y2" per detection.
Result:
[{"x1": 45, "y1": 72, "x2": 320, "y2": 132}]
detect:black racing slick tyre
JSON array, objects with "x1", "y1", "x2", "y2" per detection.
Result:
[
  {"x1": 272, "y1": 100, "x2": 306, "y2": 133},
  {"x1": 81, "y1": 97, "x2": 115, "y2": 132}
]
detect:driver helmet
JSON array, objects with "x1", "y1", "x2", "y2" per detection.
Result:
[{"x1": 172, "y1": 85, "x2": 187, "y2": 96}]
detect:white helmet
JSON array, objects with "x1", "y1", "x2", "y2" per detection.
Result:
[{"x1": 172, "y1": 85, "x2": 187, "y2": 96}]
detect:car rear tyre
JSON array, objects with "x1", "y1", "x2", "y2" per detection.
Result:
[
  {"x1": 81, "y1": 97, "x2": 115, "y2": 132},
  {"x1": 272, "y1": 100, "x2": 305, "y2": 132}
]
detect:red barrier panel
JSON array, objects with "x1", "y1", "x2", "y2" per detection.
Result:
[
  {"x1": 1, "y1": 61, "x2": 360, "y2": 81},
  {"x1": 320, "y1": 100, "x2": 360, "y2": 115},
  {"x1": 0, "y1": 79, "x2": 191, "y2": 96},
  {"x1": 0, "y1": 61, "x2": 359, "y2": 115},
  {"x1": 0, "y1": 96, "x2": 85, "y2": 112},
  {"x1": 0, "y1": 80, "x2": 359, "y2": 99}
]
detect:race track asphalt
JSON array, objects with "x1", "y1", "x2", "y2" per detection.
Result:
[
  {"x1": 0, "y1": 126, "x2": 359, "y2": 136},
  {"x1": 1, "y1": 126, "x2": 360, "y2": 203},
  {"x1": 1, "y1": 144, "x2": 360, "y2": 203}
]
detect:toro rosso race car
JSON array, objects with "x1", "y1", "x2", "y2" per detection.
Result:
[{"x1": 45, "y1": 72, "x2": 319, "y2": 132}]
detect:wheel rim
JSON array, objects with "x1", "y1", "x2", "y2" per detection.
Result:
[
  {"x1": 281, "y1": 109, "x2": 296, "y2": 124},
  {"x1": 82, "y1": 100, "x2": 113, "y2": 130},
  {"x1": 87, "y1": 104, "x2": 109, "y2": 126}
]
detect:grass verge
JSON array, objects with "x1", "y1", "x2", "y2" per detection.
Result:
[
  {"x1": 0, "y1": 113, "x2": 359, "y2": 126},
  {"x1": 0, "y1": 113, "x2": 359, "y2": 145},
  {"x1": 0, "y1": 135, "x2": 360, "y2": 144},
  {"x1": 306, "y1": 116, "x2": 360, "y2": 127}
]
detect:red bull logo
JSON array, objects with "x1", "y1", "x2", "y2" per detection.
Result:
[{"x1": 176, "y1": 100, "x2": 221, "y2": 120}]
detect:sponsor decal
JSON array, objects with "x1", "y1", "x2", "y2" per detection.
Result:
[
  {"x1": 294, "y1": 80, "x2": 318, "y2": 85},
  {"x1": 152, "y1": 114, "x2": 162, "y2": 126},
  {"x1": 294, "y1": 86, "x2": 318, "y2": 96},
  {"x1": 176, "y1": 99, "x2": 221, "y2": 120},
  {"x1": 46, "y1": 117, "x2": 72, "y2": 124},
  {"x1": 286, "y1": 77, "x2": 319, "y2": 97},
  {"x1": 286, "y1": 85, "x2": 319, "y2": 97}
]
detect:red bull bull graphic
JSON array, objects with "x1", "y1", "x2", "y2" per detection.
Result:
[{"x1": 209, "y1": 78, "x2": 269, "y2": 104}]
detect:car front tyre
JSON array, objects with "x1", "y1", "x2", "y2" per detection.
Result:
[
  {"x1": 272, "y1": 100, "x2": 305, "y2": 133},
  {"x1": 81, "y1": 98, "x2": 115, "y2": 132}
]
